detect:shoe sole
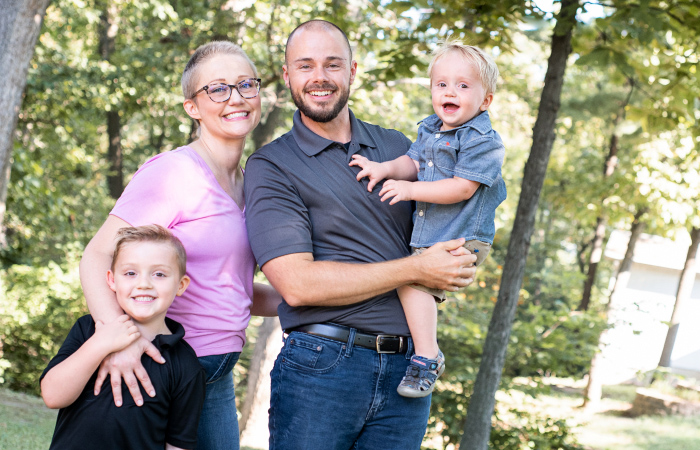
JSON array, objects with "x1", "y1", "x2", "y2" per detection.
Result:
[{"x1": 397, "y1": 363, "x2": 446, "y2": 398}]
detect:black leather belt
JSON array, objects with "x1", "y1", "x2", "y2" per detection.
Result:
[{"x1": 288, "y1": 323, "x2": 408, "y2": 354}]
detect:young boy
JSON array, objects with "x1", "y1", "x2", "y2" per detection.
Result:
[
  {"x1": 41, "y1": 225, "x2": 206, "y2": 449},
  {"x1": 350, "y1": 42, "x2": 507, "y2": 397}
]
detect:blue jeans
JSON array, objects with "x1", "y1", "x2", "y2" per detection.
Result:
[
  {"x1": 197, "y1": 352, "x2": 241, "y2": 450},
  {"x1": 269, "y1": 330, "x2": 431, "y2": 450}
]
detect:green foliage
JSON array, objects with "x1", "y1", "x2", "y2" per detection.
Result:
[
  {"x1": 0, "y1": 250, "x2": 87, "y2": 394},
  {"x1": 489, "y1": 411, "x2": 584, "y2": 450}
]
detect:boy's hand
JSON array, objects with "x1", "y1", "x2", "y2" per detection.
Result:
[
  {"x1": 94, "y1": 338, "x2": 165, "y2": 407},
  {"x1": 94, "y1": 314, "x2": 140, "y2": 354},
  {"x1": 378, "y1": 179, "x2": 413, "y2": 204},
  {"x1": 349, "y1": 154, "x2": 389, "y2": 192}
]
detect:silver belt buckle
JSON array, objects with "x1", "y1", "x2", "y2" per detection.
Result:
[{"x1": 376, "y1": 335, "x2": 403, "y2": 353}]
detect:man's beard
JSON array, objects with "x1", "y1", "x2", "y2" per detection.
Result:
[{"x1": 290, "y1": 81, "x2": 350, "y2": 123}]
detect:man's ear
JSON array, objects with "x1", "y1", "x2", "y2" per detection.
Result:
[
  {"x1": 480, "y1": 93, "x2": 494, "y2": 111},
  {"x1": 282, "y1": 65, "x2": 291, "y2": 88},
  {"x1": 349, "y1": 60, "x2": 358, "y2": 86},
  {"x1": 106, "y1": 270, "x2": 117, "y2": 293}
]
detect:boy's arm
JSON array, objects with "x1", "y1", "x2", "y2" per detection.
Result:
[
  {"x1": 379, "y1": 176, "x2": 481, "y2": 205},
  {"x1": 350, "y1": 154, "x2": 418, "y2": 192},
  {"x1": 165, "y1": 445, "x2": 188, "y2": 450},
  {"x1": 41, "y1": 316, "x2": 140, "y2": 409}
]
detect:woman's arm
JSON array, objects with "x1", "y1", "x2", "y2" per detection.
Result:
[
  {"x1": 250, "y1": 282, "x2": 282, "y2": 317},
  {"x1": 80, "y1": 215, "x2": 164, "y2": 407}
]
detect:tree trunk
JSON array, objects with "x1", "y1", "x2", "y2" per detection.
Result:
[
  {"x1": 578, "y1": 79, "x2": 634, "y2": 310},
  {"x1": 98, "y1": 0, "x2": 123, "y2": 199},
  {"x1": 579, "y1": 216, "x2": 608, "y2": 310},
  {"x1": 0, "y1": 0, "x2": 51, "y2": 246},
  {"x1": 658, "y1": 226, "x2": 700, "y2": 367},
  {"x1": 459, "y1": 1, "x2": 580, "y2": 448},
  {"x1": 583, "y1": 210, "x2": 645, "y2": 409},
  {"x1": 252, "y1": 80, "x2": 286, "y2": 150},
  {"x1": 239, "y1": 317, "x2": 283, "y2": 449}
]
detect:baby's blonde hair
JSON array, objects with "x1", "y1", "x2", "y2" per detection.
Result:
[{"x1": 428, "y1": 40, "x2": 499, "y2": 95}]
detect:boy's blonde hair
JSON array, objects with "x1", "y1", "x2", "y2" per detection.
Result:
[
  {"x1": 112, "y1": 225, "x2": 187, "y2": 277},
  {"x1": 428, "y1": 41, "x2": 499, "y2": 95},
  {"x1": 181, "y1": 41, "x2": 257, "y2": 100}
]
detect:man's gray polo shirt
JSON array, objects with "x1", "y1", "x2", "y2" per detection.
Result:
[{"x1": 244, "y1": 110, "x2": 414, "y2": 335}]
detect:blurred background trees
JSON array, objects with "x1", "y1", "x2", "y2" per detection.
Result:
[{"x1": 1, "y1": 1, "x2": 698, "y2": 449}]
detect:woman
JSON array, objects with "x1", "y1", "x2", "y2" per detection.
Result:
[{"x1": 79, "y1": 41, "x2": 280, "y2": 450}]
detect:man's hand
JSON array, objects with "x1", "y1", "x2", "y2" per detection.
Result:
[
  {"x1": 378, "y1": 179, "x2": 414, "y2": 205},
  {"x1": 94, "y1": 315, "x2": 140, "y2": 355},
  {"x1": 94, "y1": 337, "x2": 165, "y2": 407},
  {"x1": 415, "y1": 238, "x2": 477, "y2": 291},
  {"x1": 349, "y1": 154, "x2": 390, "y2": 192}
]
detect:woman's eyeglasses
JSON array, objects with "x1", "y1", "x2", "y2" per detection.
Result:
[{"x1": 191, "y1": 78, "x2": 262, "y2": 102}]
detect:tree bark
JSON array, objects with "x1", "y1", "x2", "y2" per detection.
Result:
[
  {"x1": 0, "y1": 0, "x2": 51, "y2": 245},
  {"x1": 460, "y1": 1, "x2": 580, "y2": 449},
  {"x1": 239, "y1": 317, "x2": 283, "y2": 449},
  {"x1": 98, "y1": 0, "x2": 123, "y2": 199},
  {"x1": 658, "y1": 226, "x2": 700, "y2": 367},
  {"x1": 583, "y1": 209, "x2": 645, "y2": 409}
]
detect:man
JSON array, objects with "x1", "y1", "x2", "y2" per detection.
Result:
[{"x1": 244, "y1": 20, "x2": 477, "y2": 450}]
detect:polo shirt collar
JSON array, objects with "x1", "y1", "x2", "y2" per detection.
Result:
[
  {"x1": 421, "y1": 110, "x2": 492, "y2": 134},
  {"x1": 152, "y1": 317, "x2": 185, "y2": 350},
  {"x1": 291, "y1": 109, "x2": 377, "y2": 156}
]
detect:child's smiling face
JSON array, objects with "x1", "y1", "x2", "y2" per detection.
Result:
[
  {"x1": 430, "y1": 51, "x2": 493, "y2": 131},
  {"x1": 107, "y1": 241, "x2": 189, "y2": 327}
]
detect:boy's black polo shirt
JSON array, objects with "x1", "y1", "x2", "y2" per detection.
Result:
[
  {"x1": 41, "y1": 315, "x2": 205, "y2": 450},
  {"x1": 244, "y1": 109, "x2": 414, "y2": 335}
]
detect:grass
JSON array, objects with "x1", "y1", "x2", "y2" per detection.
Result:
[
  {"x1": 0, "y1": 388, "x2": 56, "y2": 450},
  {"x1": 3, "y1": 381, "x2": 700, "y2": 450}
]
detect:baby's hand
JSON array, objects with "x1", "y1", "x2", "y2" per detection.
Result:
[
  {"x1": 379, "y1": 179, "x2": 413, "y2": 205},
  {"x1": 349, "y1": 154, "x2": 389, "y2": 192},
  {"x1": 94, "y1": 315, "x2": 140, "y2": 354}
]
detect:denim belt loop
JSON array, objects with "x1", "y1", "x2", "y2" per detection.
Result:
[
  {"x1": 345, "y1": 328, "x2": 357, "y2": 357},
  {"x1": 404, "y1": 336, "x2": 414, "y2": 360}
]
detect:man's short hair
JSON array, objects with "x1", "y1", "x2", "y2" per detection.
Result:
[
  {"x1": 181, "y1": 41, "x2": 257, "y2": 100},
  {"x1": 428, "y1": 41, "x2": 499, "y2": 95},
  {"x1": 111, "y1": 225, "x2": 187, "y2": 277},
  {"x1": 285, "y1": 19, "x2": 352, "y2": 64}
]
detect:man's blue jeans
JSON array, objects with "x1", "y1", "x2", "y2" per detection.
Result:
[
  {"x1": 269, "y1": 329, "x2": 431, "y2": 450},
  {"x1": 197, "y1": 352, "x2": 241, "y2": 450}
]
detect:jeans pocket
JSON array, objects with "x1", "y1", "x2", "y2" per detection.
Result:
[{"x1": 282, "y1": 333, "x2": 343, "y2": 373}]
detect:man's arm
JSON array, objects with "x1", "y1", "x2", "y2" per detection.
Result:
[
  {"x1": 41, "y1": 316, "x2": 140, "y2": 409},
  {"x1": 378, "y1": 176, "x2": 481, "y2": 205},
  {"x1": 261, "y1": 238, "x2": 476, "y2": 307},
  {"x1": 80, "y1": 214, "x2": 164, "y2": 407}
]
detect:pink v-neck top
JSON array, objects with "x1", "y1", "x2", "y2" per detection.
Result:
[{"x1": 111, "y1": 146, "x2": 255, "y2": 356}]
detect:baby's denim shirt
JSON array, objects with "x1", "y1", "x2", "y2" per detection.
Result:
[{"x1": 406, "y1": 111, "x2": 507, "y2": 248}]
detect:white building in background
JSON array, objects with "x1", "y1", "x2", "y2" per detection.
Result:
[{"x1": 598, "y1": 230, "x2": 700, "y2": 385}]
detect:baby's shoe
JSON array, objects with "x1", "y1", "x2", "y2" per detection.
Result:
[{"x1": 397, "y1": 350, "x2": 445, "y2": 398}]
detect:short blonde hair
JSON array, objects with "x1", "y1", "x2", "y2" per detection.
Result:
[
  {"x1": 112, "y1": 225, "x2": 187, "y2": 277},
  {"x1": 181, "y1": 41, "x2": 257, "y2": 100},
  {"x1": 428, "y1": 41, "x2": 499, "y2": 95}
]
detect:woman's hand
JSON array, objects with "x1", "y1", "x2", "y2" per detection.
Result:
[{"x1": 94, "y1": 337, "x2": 165, "y2": 407}]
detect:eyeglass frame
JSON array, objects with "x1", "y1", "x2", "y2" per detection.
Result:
[{"x1": 191, "y1": 78, "x2": 262, "y2": 102}]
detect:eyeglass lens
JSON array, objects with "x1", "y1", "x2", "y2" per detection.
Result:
[{"x1": 207, "y1": 79, "x2": 259, "y2": 102}]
